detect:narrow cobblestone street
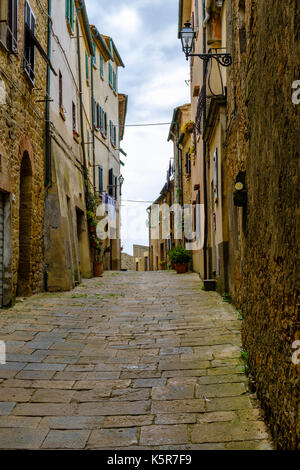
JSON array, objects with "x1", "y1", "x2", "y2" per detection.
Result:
[{"x1": 0, "y1": 271, "x2": 273, "y2": 449}]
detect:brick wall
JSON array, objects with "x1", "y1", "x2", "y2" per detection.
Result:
[
  {"x1": 225, "y1": 0, "x2": 300, "y2": 449},
  {"x1": 0, "y1": 1, "x2": 48, "y2": 302}
]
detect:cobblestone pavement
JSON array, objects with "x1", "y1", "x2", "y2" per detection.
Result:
[{"x1": 0, "y1": 271, "x2": 273, "y2": 449}]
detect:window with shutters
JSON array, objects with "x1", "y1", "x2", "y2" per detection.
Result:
[
  {"x1": 114, "y1": 176, "x2": 118, "y2": 200},
  {"x1": 100, "y1": 54, "x2": 104, "y2": 78},
  {"x1": 59, "y1": 70, "x2": 63, "y2": 109},
  {"x1": 104, "y1": 112, "x2": 107, "y2": 137},
  {"x1": 213, "y1": 149, "x2": 218, "y2": 202},
  {"x1": 98, "y1": 166, "x2": 103, "y2": 194},
  {"x1": 23, "y1": 1, "x2": 35, "y2": 83},
  {"x1": 66, "y1": 0, "x2": 74, "y2": 34},
  {"x1": 72, "y1": 101, "x2": 76, "y2": 131},
  {"x1": 92, "y1": 42, "x2": 96, "y2": 66},
  {"x1": 96, "y1": 103, "x2": 100, "y2": 129},
  {"x1": 185, "y1": 152, "x2": 191, "y2": 176},
  {"x1": 108, "y1": 62, "x2": 113, "y2": 87},
  {"x1": 0, "y1": 1, "x2": 18, "y2": 53},
  {"x1": 112, "y1": 71, "x2": 117, "y2": 92},
  {"x1": 108, "y1": 168, "x2": 113, "y2": 196},
  {"x1": 87, "y1": 130, "x2": 90, "y2": 162},
  {"x1": 195, "y1": 0, "x2": 199, "y2": 31},
  {"x1": 85, "y1": 51, "x2": 89, "y2": 82}
]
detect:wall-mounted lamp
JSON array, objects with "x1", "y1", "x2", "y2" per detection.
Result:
[{"x1": 179, "y1": 21, "x2": 232, "y2": 66}]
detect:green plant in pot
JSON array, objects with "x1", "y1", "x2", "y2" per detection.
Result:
[
  {"x1": 92, "y1": 237, "x2": 104, "y2": 277},
  {"x1": 168, "y1": 246, "x2": 192, "y2": 274},
  {"x1": 87, "y1": 211, "x2": 97, "y2": 233}
]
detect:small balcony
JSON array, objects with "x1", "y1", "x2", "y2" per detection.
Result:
[{"x1": 195, "y1": 48, "x2": 227, "y2": 138}]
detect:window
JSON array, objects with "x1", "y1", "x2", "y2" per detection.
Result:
[
  {"x1": 100, "y1": 54, "x2": 104, "y2": 78},
  {"x1": 108, "y1": 168, "x2": 113, "y2": 196},
  {"x1": 87, "y1": 130, "x2": 90, "y2": 161},
  {"x1": 0, "y1": 1, "x2": 18, "y2": 52},
  {"x1": 66, "y1": 0, "x2": 74, "y2": 33},
  {"x1": 24, "y1": 1, "x2": 35, "y2": 83},
  {"x1": 185, "y1": 152, "x2": 191, "y2": 175},
  {"x1": 113, "y1": 71, "x2": 117, "y2": 92},
  {"x1": 92, "y1": 42, "x2": 96, "y2": 66},
  {"x1": 72, "y1": 101, "x2": 76, "y2": 131},
  {"x1": 102, "y1": 112, "x2": 107, "y2": 137},
  {"x1": 195, "y1": 0, "x2": 199, "y2": 31},
  {"x1": 114, "y1": 176, "x2": 118, "y2": 200},
  {"x1": 108, "y1": 62, "x2": 113, "y2": 86},
  {"x1": 213, "y1": 149, "x2": 218, "y2": 202},
  {"x1": 85, "y1": 51, "x2": 89, "y2": 81},
  {"x1": 98, "y1": 166, "x2": 103, "y2": 194},
  {"x1": 59, "y1": 70, "x2": 63, "y2": 109}
]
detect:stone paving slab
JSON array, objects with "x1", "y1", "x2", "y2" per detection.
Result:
[{"x1": 0, "y1": 271, "x2": 273, "y2": 449}]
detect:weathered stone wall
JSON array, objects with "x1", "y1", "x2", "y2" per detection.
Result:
[
  {"x1": 225, "y1": 0, "x2": 299, "y2": 449},
  {"x1": 121, "y1": 252, "x2": 134, "y2": 271},
  {"x1": 0, "y1": 1, "x2": 48, "y2": 304}
]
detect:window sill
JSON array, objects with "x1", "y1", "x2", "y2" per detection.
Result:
[
  {"x1": 73, "y1": 130, "x2": 80, "y2": 143},
  {"x1": 59, "y1": 106, "x2": 66, "y2": 121},
  {"x1": 66, "y1": 20, "x2": 74, "y2": 36}
]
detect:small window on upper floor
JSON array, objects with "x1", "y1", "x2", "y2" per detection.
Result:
[
  {"x1": 66, "y1": 0, "x2": 74, "y2": 34},
  {"x1": 0, "y1": 0, "x2": 18, "y2": 53},
  {"x1": 92, "y1": 42, "x2": 96, "y2": 67},
  {"x1": 108, "y1": 62, "x2": 113, "y2": 87},
  {"x1": 85, "y1": 51, "x2": 89, "y2": 83},
  {"x1": 72, "y1": 101, "x2": 76, "y2": 131},
  {"x1": 100, "y1": 54, "x2": 104, "y2": 79},
  {"x1": 23, "y1": 1, "x2": 36, "y2": 83}
]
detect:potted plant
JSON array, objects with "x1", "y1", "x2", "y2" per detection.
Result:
[
  {"x1": 158, "y1": 260, "x2": 166, "y2": 270},
  {"x1": 168, "y1": 246, "x2": 192, "y2": 274},
  {"x1": 181, "y1": 120, "x2": 195, "y2": 134},
  {"x1": 87, "y1": 211, "x2": 97, "y2": 233},
  {"x1": 93, "y1": 237, "x2": 104, "y2": 277}
]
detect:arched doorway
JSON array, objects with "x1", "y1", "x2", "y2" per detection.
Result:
[{"x1": 17, "y1": 152, "x2": 33, "y2": 297}]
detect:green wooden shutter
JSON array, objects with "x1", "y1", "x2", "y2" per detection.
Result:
[
  {"x1": 100, "y1": 54, "x2": 104, "y2": 77},
  {"x1": 85, "y1": 51, "x2": 89, "y2": 80},
  {"x1": 108, "y1": 169, "x2": 113, "y2": 196},
  {"x1": 100, "y1": 107, "x2": 103, "y2": 132},
  {"x1": 66, "y1": 0, "x2": 70, "y2": 20},
  {"x1": 98, "y1": 166, "x2": 103, "y2": 194},
  {"x1": 70, "y1": 0, "x2": 74, "y2": 31},
  {"x1": 92, "y1": 43, "x2": 96, "y2": 65}
]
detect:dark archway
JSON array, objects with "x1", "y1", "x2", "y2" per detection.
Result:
[{"x1": 17, "y1": 152, "x2": 33, "y2": 297}]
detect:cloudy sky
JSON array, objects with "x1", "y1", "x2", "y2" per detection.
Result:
[{"x1": 85, "y1": 0, "x2": 190, "y2": 255}]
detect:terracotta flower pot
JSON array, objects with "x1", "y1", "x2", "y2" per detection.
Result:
[
  {"x1": 175, "y1": 263, "x2": 187, "y2": 274},
  {"x1": 94, "y1": 262, "x2": 103, "y2": 277}
]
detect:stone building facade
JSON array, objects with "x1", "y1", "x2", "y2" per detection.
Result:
[
  {"x1": 224, "y1": 0, "x2": 300, "y2": 450},
  {"x1": 0, "y1": 0, "x2": 49, "y2": 306},
  {"x1": 121, "y1": 252, "x2": 134, "y2": 271},
  {"x1": 177, "y1": 0, "x2": 299, "y2": 449},
  {"x1": 44, "y1": 0, "x2": 93, "y2": 292}
]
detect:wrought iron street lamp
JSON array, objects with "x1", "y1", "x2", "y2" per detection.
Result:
[
  {"x1": 119, "y1": 174, "x2": 124, "y2": 196},
  {"x1": 179, "y1": 21, "x2": 232, "y2": 67}
]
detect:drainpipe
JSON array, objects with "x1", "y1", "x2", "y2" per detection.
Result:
[
  {"x1": 203, "y1": 20, "x2": 208, "y2": 280},
  {"x1": 90, "y1": 52, "x2": 96, "y2": 190},
  {"x1": 147, "y1": 207, "x2": 151, "y2": 270},
  {"x1": 75, "y1": 11, "x2": 88, "y2": 191},
  {"x1": 45, "y1": 0, "x2": 52, "y2": 187}
]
